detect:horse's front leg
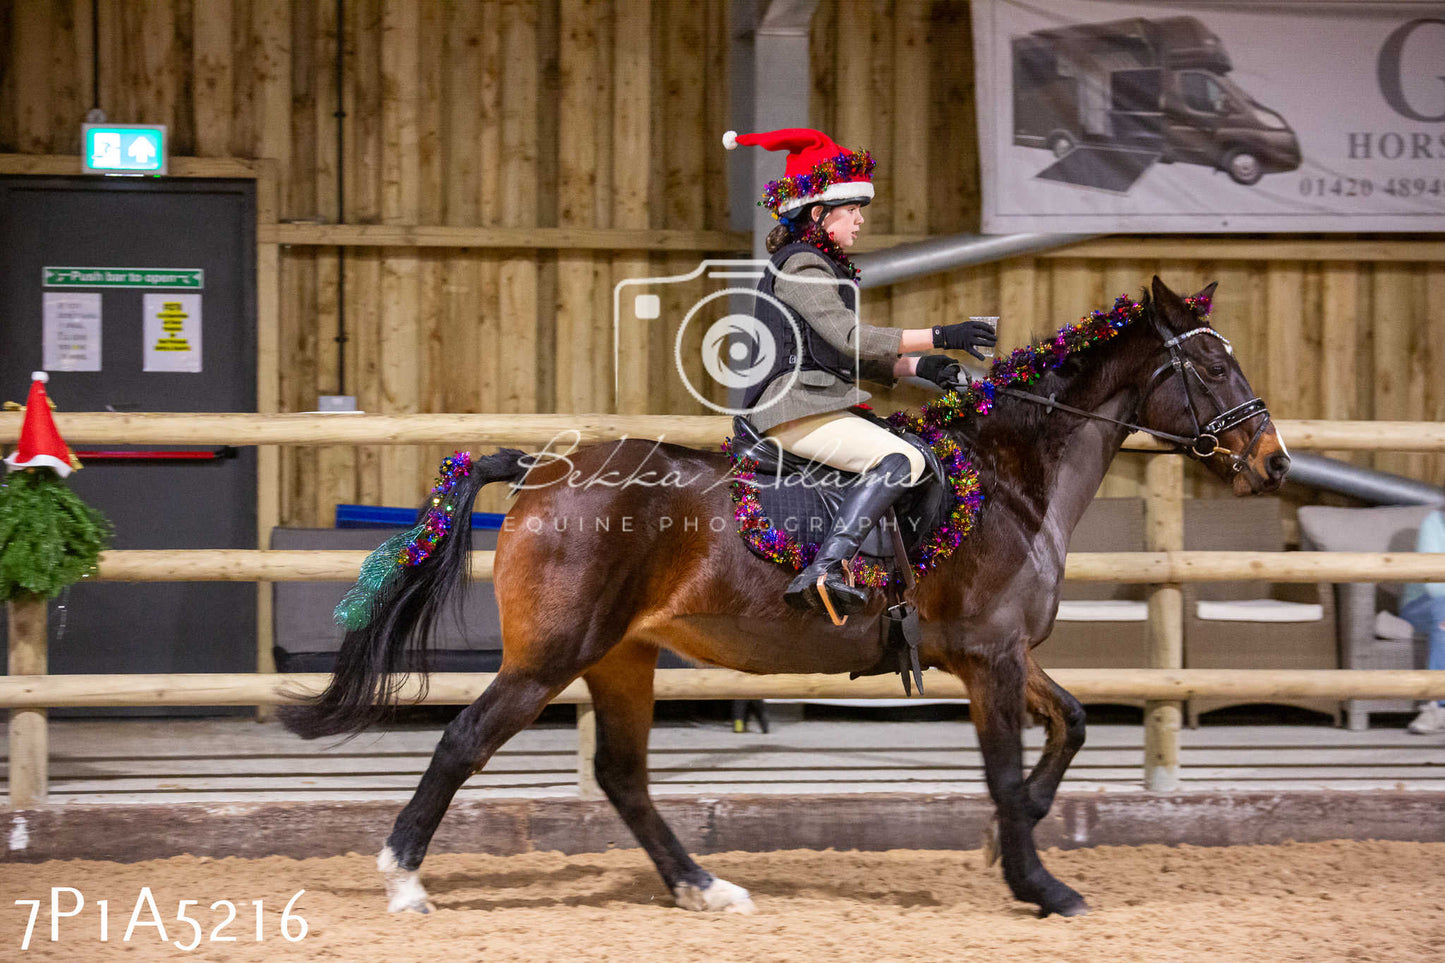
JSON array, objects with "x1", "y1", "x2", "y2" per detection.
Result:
[
  {"x1": 983, "y1": 654, "x2": 1087, "y2": 867},
  {"x1": 1021, "y1": 654, "x2": 1087, "y2": 820},
  {"x1": 955, "y1": 646, "x2": 1089, "y2": 918}
]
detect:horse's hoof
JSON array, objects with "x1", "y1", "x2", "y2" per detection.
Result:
[
  {"x1": 673, "y1": 877, "x2": 756, "y2": 915},
  {"x1": 378, "y1": 845, "x2": 435, "y2": 915},
  {"x1": 981, "y1": 817, "x2": 1000, "y2": 867},
  {"x1": 1039, "y1": 897, "x2": 1091, "y2": 918}
]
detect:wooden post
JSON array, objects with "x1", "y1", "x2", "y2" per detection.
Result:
[
  {"x1": 575, "y1": 702, "x2": 602, "y2": 800},
  {"x1": 1144, "y1": 453, "x2": 1185, "y2": 791},
  {"x1": 255, "y1": 160, "x2": 282, "y2": 723},
  {"x1": 8, "y1": 597, "x2": 48, "y2": 808}
]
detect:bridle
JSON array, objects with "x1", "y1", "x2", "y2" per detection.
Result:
[
  {"x1": 977, "y1": 301, "x2": 1274, "y2": 477},
  {"x1": 1138, "y1": 314, "x2": 1273, "y2": 474}
]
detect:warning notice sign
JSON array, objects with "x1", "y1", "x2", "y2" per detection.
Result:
[{"x1": 142, "y1": 293, "x2": 202, "y2": 373}]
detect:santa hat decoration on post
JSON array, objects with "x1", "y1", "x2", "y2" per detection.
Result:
[
  {"x1": 0, "y1": 371, "x2": 110, "y2": 601},
  {"x1": 4, "y1": 371, "x2": 78, "y2": 478},
  {"x1": 723, "y1": 127, "x2": 875, "y2": 219}
]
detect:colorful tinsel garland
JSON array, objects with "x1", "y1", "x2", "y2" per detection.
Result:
[
  {"x1": 401, "y1": 450, "x2": 474, "y2": 567},
  {"x1": 721, "y1": 434, "x2": 984, "y2": 585},
  {"x1": 879, "y1": 418, "x2": 987, "y2": 573},
  {"x1": 760, "y1": 148, "x2": 875, "y2": 218},
  {"x1": 907, "y1": 292, "x2": 1215, "y2": 428},
  {"x1": 788, "y1": 220, "x2": 861, "y2": 280},
  {"x1": 333, "y1": 450, "x2": 473, "y2": 630}
]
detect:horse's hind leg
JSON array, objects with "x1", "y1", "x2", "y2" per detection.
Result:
[
  {"x1": 378, "y1": 666, "x2": 571, "y2": 913},
  {"x1": 955, "y1": 646, "x2": 1089, "y2": 918},
  {"x1": 584, "y1": 640, "x2": 755, "y2": 914}
]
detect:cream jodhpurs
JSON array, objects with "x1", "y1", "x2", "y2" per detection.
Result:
[{"x1": 763, "y1": 409, "x2": 927, "y2": 485}]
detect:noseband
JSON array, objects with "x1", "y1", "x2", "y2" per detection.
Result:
[{"x1": 986, "y1": 303, "x2": 1273, "y2": 476}]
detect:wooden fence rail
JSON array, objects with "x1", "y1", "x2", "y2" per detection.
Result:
[
  {"x1": 2, "y1": 670, "x2": 1443, "y2": 711},
  {"x1": 87, "y1": 549, "x2": 1445, "y2": 584},
  {"x1": 6, "y1": 413, "x2": 1445, "y2": 451}
]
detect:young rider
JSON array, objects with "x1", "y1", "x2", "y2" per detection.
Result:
[{"x1": 723, "y1": 128, "x2": 995, "y2": 616}]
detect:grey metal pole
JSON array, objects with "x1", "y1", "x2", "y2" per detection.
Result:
[
  {"x1": 1285, "y1": 453, "x2": 1444, "y2": 506},
  {"x1": 854, "y1": 232, "x2": 1100, "y2": 288}
]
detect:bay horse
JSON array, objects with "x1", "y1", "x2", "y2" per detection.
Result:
[{"x1": 282, "y1": 277, "x2": 1289, "y2": 919}]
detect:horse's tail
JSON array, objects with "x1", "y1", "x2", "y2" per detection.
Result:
[{"x1": 279, "y1": 448, "x2": 529, "y2": 740}]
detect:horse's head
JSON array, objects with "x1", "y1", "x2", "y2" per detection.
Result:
[{"x1": 1136, "y1": 276, "x2": 1290, "y2": 495}]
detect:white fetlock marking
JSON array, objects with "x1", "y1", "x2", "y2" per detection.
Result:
[
  {"x1": 378, "y1": 844, "x2": 435, "y2": 914},
  {"x1": 672, "y1": 878, "x2": 756, "y2": 915}
]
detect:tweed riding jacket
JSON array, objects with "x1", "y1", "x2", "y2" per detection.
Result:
[{"x1": 747, "y1": 249, "x2": 906, "y2": 432}]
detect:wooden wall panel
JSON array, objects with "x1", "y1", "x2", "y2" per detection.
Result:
[
  {"x1": 2, "y1": 0, "x2": 1441, "y2": 525},
  {"x1": 192, "y1": 0, "x2": 233, "y2": 155},
  {"x1": 556, "y1": 0, "x2": 599, "y2": 415},
  {"x1": 11, "y1": 0, "x2": 50, "y2": 151},
  {"x1": 611, "y1": 0, "x2": 651, "y2": 416}
]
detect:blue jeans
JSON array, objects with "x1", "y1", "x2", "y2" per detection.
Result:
[{"x1": 1399, "y1": 594, "x2": 1445, "y2": 705}]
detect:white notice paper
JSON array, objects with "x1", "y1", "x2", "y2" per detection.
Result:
[
  {"x1": 43, "y1": 292, "x2": 102, "y2": 371},
  {"x1": 142, "y1": 293, "x2": 202, "y2": 373}
]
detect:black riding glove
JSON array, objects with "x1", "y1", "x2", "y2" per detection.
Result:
[
  {"x1": 915, "y1": 354, "x2": 963, "y2": 390},
  {"x1": 932, "y1": 321, "x2": 997, "y2": 361}
]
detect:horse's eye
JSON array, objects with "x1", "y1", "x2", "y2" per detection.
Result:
[{"x1": 1208, "y1": 363, "x2": 1227, "y2": 377}]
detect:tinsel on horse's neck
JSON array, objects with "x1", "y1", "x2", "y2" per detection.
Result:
[{"x1": 958, "y1": 312, "x2": 1159, "y2": 501}]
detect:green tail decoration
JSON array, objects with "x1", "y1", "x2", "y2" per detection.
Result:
[
  {"x1": 0, "y1": 470, "x2": 113, "y2": 601},
  {"x1": 332, "y1": 525, "x2": 423, "y2": 630}
]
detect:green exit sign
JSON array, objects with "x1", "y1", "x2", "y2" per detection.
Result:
[{"x1": 82, "y1": 124, "x2": 167, "y2": 175}]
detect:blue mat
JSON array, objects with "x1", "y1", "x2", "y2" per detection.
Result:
[{"x1": 335, "y1": 503, "x2": 506, "y2": 530}]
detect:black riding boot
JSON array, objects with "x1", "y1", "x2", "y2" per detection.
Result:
[{"x1": 784, "y1": 452, "x2": 916, "y2": 617}]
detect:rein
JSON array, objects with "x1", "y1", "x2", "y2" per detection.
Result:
[{"x1": 962, "y1": 305, "x2": 1273, "y2": 474}]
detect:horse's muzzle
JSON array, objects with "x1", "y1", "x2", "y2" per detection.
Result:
[
  {"x1": 1239, "y1": 449, "x2": 1289, "y2": 495},
  {"x1": 1265, "y1": 451, "x2": 1291, "y2": 486}
]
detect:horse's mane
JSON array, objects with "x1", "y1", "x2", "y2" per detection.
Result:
[{"x1": 887, "y1": 291, "x2": 1154, "y2": 441}]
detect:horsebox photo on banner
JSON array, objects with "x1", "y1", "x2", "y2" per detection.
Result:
[{"x1": 973, "y1": 0, "x2": 1445, "y2": 233}]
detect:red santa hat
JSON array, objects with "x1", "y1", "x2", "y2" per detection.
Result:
[
  {"x1": 4, "y1": 372, "x2": 77, "y2": 478},
  {"x1": 723, "y1": 127, "x2": 875, "y2": 218}
]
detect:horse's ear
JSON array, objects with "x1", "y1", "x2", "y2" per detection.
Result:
[
  {"x1": 1151, "y1": 276, "x2": 1187, "y2": 321},
  {"x1": 1193, "y1": 281, "x2": 1219, "y2": 302},
  {"x1": 1151, "y1": 275, "x2": 1179, "y2": 306}
]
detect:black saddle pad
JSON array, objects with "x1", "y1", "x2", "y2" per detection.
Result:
[{"x1": 727, "y1": 413, "x2": 953, "y2": 563}]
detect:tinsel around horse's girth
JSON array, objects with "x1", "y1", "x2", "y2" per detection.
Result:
[
  {"x1": 720, "y1": 434, "x2": 984, "y2": 585},
  {"x1": 333, "y1": 450, "x2": 473, "y2": 631}
]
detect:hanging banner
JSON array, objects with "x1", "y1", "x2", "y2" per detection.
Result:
[
  {"x1": 973, "y1": 1, "x2": 1445, "y2": 233},
  {"x1": 142, "y1": 294, "x2": 203, "y2": 373},
  {"x1": 42, "y1": 292, "x2": 103, "y2": 372}
]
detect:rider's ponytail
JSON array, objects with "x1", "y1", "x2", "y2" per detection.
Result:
[
  {"x1": 764, "y1": 222, "x2": 792, "y2": 253},
  {"x1": 765, "y1": 204, "x2": 827, "y2": 254}
]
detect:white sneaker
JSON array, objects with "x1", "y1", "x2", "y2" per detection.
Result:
[{"x1": 1407, "y1": 702, "x2": 1445, "y2": 734}]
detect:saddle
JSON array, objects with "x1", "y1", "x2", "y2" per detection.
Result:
[
  {"x1": 729, "y1": 410, "x2": 955, "y2": 694},
  {"x1": 728, "y1": 411, "x2": 953, "y2": 561}
]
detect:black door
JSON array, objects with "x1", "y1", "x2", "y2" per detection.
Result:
[{"x1": 0, "y1": 176, "x2": 257, "y2": 715}]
